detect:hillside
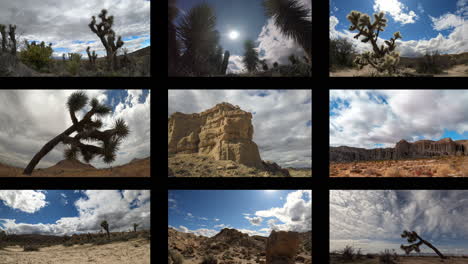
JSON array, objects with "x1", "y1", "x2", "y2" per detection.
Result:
[{"x1": 0, "y1": 157, "x2": 150, "y2": 177}]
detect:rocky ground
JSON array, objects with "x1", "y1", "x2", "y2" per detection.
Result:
[
  {"x1": 330, "y1": 255, "x2": 468, "y2": 264},
  {"x1": 330, "y1": 64, "x2": 468, "y2": 77},
  {"x1": 169, "y1": 154, "x2": 307, "y2": 177},
  {"x1": 330, "y1": 156, "x2": 468, "y2": 177},
  {"x1": 0, "y1": 157, "x2": 150, "y2": 177},
  {"x1": 168, "y1": 228, "x2": 311, "y2": 264}
]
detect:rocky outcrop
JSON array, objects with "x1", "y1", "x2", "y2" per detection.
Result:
[
  {"x1": 168, "y1": 102, "x2": 263, "y2": 168},
  {"x1": 330, "y1": 138, "x2": 468, "y2": 162},
  {"x1": 266, "y1": 230, "x2": 300, "y2": 264}
]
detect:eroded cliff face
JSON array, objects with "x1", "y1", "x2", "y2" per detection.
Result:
[
  {"x1": 330, "y1": 138, "x2": 468, "y2": 162},
  {"x1": 168, "y1": 102, "x2": 263, "y2": 168}
]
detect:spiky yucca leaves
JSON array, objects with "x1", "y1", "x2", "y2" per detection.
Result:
[
  {"x1": 347, "y1": 10, "x2": 402, "y2": 74},
  {"x1": 242, "y1": 39, "x2": 260, "y2": 73},
  {"x1": 400, "y1": 230, "x2": 446, "y2": 259},
  {"x1": 263, "y1": 0, "x2": 311, "y2": 62},
  {"x1": 168, "y1": 0, "x2": 180, "y2": 75},
  {"x1": 23, "y1": 91, "x2": 130, "y2": 175},
  {"x1": 101, "y1": 220, "x2": 110, "y2": 239},
  {"x1": 177, "y1": 3, "x2": 221, "y2": 75}
]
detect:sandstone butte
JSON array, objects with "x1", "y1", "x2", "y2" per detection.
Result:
[
  {"x1": 168, "y1": 102, "x2": 288, "y2": 174},
  {"x1": 330, "y1": 138, "x2": 468, "y2": 162}
]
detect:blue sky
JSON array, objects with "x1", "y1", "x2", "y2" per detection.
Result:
[
  {"x1": 0, "y1": 0, "x2": 150, "y2": 58},
  {"x1": 331, "y1": 190, "x2": 468, "y2": 255},
  {"x1": 0, "y1": 190, "x2": 151, "y2": 235},
  {"x1": 330, "y1": 0, "x2": 467, "y2": 56},
  {"x1": 330, "y1": 90, "x2": 468, "y2": 149},
  {"x1": 174, "y1": 0, "x2": 311, "y2": 72},
  {"x1": 169, "y1": 190, "x2": 311, "y2": 237}
]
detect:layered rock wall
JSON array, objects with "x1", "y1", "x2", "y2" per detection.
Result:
[
  {"x1": 266, "y1": 230, "x2": 300, "y2": 264},
  {"x1": 168, "y1": 102, "x2": 263, "y2": 168},
  {"x1": 330, "y1": 138, "x2": 468, "y2": 162}
]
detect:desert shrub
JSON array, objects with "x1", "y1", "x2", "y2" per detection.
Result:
[
  {"x1": 366, "y1": 253, "x2": 375, "y2": 259},
  {"x1": 169, "y1": 249, "x2": 184, "y2": 264},
  {"x1": 385, "y1": 167, "x2": 402, "y2": 177},
  {"x1": 341, "y1": 245, "x2": 355, "y2": 261},
  {"x1": 63, "y1": 241, "x2": 74, "y2": 247},
  {"x1": 356, "y1": 248, "x2": 363, "y2": 259},
  {"x1": 93, "y1": 239, "x2": 108, "y2": 245},
  {"x1": 416, "y1": 51, "x2": 444, "y2": 74},
  {"x1": 23, "y1": 244, "x2": 40, "y2": 251},
  {"x1": 378, "y1": 249, "x2": 398, "y2": 264},
  {"x1": 329, "y1": 38, "x2": 356, "y2": 70},
  {"x1": 201, "y1": 254, "x2": 217, "y2": 264},
  {"x1": 19, "y1": 41, "x2": 53, "y2": 72},
  {"x1": 66, "y1": 53, "x2": 82, "y2": 76}
]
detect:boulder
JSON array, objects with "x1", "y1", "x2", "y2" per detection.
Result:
[{"x1": 266, "y1": 230, "x2": 300, "y2": 264}]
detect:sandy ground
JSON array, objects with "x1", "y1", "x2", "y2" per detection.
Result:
[
  {"x1": 330, "y1": 64, "x2": 468, "y2": 77},
  {"x1": 0, "y1": 159, "x2": 150, "y2": 177},
  {"x1": 0, "y1": 238, "x2": 150, "y2": 264},
  {"x1": 330, "y1": 156, "x2": 468, "y2": 177},
  {"x1": 330, "y1": 256, "x2": 468, "y2": 263}
]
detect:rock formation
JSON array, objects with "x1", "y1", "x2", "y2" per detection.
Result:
[
  {"x1": 168, "y1": 102, "x2": 263, "y2": 168},
  {"x1": 266, "y1": 230, "x2": 300, "y2": 264},
  {"x1": 330, "y1": 138, "x2": 468, "y2": 162}
]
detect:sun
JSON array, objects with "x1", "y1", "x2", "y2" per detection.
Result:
[{"x1": 228, "y1": 30, "x2": 239, "y2": 40}]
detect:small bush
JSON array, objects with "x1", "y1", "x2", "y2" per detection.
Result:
[
  {"x1": 330, "y1": 38, "x2": 356, "y2": 70},
  {"x1": 66, "y1": 53, "x2": 82, "y2": 76},
  {"x1": 201, "y1": 254, "x2": 217, "y2": 264},
  {"x1": 378, "y1": 249, "x2": 398, "y2": 264},
  {"x1": 19, "y1": 41, "x2": 53, "y2": 72},
  {"x1": 169, "y1": 249, "x2": 184, "y2": 264},
  {"x1": 416, "y1": 51, "x2": 444, "y2": 74},
  {"x1": 341, "y1": 245, "x2": 355, "y2": 261},
  {"x1": 23, "y1": 244, "x2": 40, "y2": 251},
  {"x1": 385, "y1": 167, "x2": 402, "y2": 177},
  {"x1": 63, "y1": 241, "x2": 74, "y2": 247}
]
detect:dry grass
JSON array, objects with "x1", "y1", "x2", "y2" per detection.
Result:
[
  {"x1": 0, "y1": 158, "x2": 150, "y2": 177},
  {"x1": 384, "y1": 167, "x2": 403, "y2": 177}
]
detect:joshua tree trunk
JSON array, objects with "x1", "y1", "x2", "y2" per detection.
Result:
[
  {"x1": 401, "y1": 230, "x2": 446, "y2": 259},
  {"x1": 418, "y1": 236, "x2": 446, "y2": 259},
  {"x1": 23, "y1": 124, "x2": 78, "y2": 175}
]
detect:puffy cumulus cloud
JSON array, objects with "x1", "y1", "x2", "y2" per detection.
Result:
[
  {"x1": 373, "y1": 0, "x2": 417, "y2": 24},
  {"x1": 255, "y1": 190, "x2": 311, "y2": 232},
  {"x1": 0, "y1": 90, "x2": 150, "y2": 169},
  {"x1": 330, "y1": 90, "x2": 468, "y2": 148},
  {"x1": 0, "y1": 190, "x2": 48, "y2": 213},
  {"x1": 0, "y1": 0, "x2": 150, "y2": 57},
  {"x1": 175, "y1": 225, "x2": 219, "y2": 237},
  {"x1": 245, "y1": 216, "x2": 263, "y2": 226},
  {"x1": 330, "y1": 7, "x2": 467, "y2": 57},
  {"x1": 227, "y1": 55, "x2": 245, "y2": 74},
  {"x1": 330, "y1": 190, "x2": 468, "y2": 254},
  {"x1": 168, "y1": 90, "x2": 311, "y2": 168},
  {"x1": 0, "y1": 190, "x2": 150, "y2": 236}
]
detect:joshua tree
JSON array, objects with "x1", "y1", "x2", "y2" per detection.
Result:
[
  {"x1": 263, "y1": 0, "x2": 311, "y2": 62},
  {"x1": 261, "y1": 59, "x2": 269, "y2": 71},
  {"x1": 0, "y1": 25, "x2": 6, "y2": 52},
  {"x1": 177, "y1": 3, "x2": 220, "y2": 75},
  {"x1": 101, "y1": 220, "x2": 110, "y2": 239},
  {"x1": 133, "y1": 223, "x2": 139, "y2": 232},
  {"x1": 400, "y1": 230, "x2": 446, "y2": 259},
  {"x1": 288, "y1": 54, "x2": 298, "y2": 65},
  {"x1": 168, "y1": 0, "x2": 179, "y2": 75},
  {"x1": 347, "y1": 10, "x2": 402, "y2": 74},
  {"x1": 86, "y1": 46, "x2": 97, "y2": 68},
  {"x1": 8, "y1": 25, "x2": 16, "y2": 55},
  {"x1": 273, "y1": 62, "x2": 278, "y2": 68},
  {"x1": 23, "y1": 91, "x2": 130, "y2": 175},
  {"x1": 89, "y1": 9, "x2": 124, "y2": 71},
  {"x1": 0, "y1": 24, "x2": 17, "y2": 54},
  {"x1": 220, "y1": 50, "x2": 230, "y2": 75},
  {"x1": 242, "y1": 39, "x2": 259, "y2": 73}
]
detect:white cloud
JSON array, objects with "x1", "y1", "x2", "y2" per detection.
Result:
[
  {"x1": 0, "y1": 190, "x2": 150, "y2": 236},
  {"x1": 330, "y1": 190, "x2": 468, "y2": 254},
  {"x1": 168, "y1": 90, "x2": 311, "y2": 168},
  {"x1": 330, "y1": 90, "x2": 468, "y2": 148},
  {"x1": 0, "y1": 0, "x2": 150, "y2": 57},
  {"x1": 245, "y1": 216, "x2": 263, "y2": 226},
  {"x1": 176, "y1": 225, "x2": 219, "y2": 237},
  {"x1": 431, "y1": 13, "x2": 465, "y2": 31},
  {"x1": 0, "y1": 190, "x2": 48, "y2": 213},
  {"x1": 214, "y1": 218, "x2": 220, "y2": 222},
  {"x1": 255, "y1": 190, "x2": 311, "y2": 232},
  {"x1": 373, "y1": 0, "x2": 418, "y2": 24},
  {"x1": 0, "y1": 90, "x2": 150, "y2": 169},
  {"x1": 227, "y1": 55, "x2": 245, "y2": 74}
]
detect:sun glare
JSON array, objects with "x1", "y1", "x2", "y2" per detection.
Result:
[{"x1": 228, "y1": 30, "x2": 239, "y2": 40}]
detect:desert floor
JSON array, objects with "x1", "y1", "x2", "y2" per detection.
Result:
[
  {"x1": 330, "y1": 156, "x2": 468, "y2": 177},
  {"x1": 330, "y1": 64, "x2": 468, "y2": 77},
  {"x1": 330, "y1": 256, "x2": 467, "y2": 264},
  {"x1": 0, "y1": 238, "x2": 150, "y2": 264},
  {"x1": 0, "y1": 159, "x2": 150, "y2": 177}
]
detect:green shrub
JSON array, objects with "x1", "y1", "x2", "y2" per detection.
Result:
[
  {"x1": 66, "y1": 53, "x2": 82, "y2": 76},
  {"x1": 416, "y1": 51, "x2": 444, "y2": 74},
  {"x1": 19, "y1": 41, "x2": 53, "y2": 71},
  {"x1": 23, "y1": 244, "x2": 40, "y2": 251}
]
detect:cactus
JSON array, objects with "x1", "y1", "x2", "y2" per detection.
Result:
[
  {"x1": 23, "y1": 91, "x2": 130, "y2": 175},
  {"x1": 400, "y1": 230, "x2": 446, "y2": 259},
  {"x1": 101, "y1": 220, "x2": 110, "y2": 239},
  {"x1": 89, "y1": 9, "x2": 124, "y2": 71},
  {"x1": 220, "y1": 50, "x2": 230, "y2": 75},
  {"x1": 347, "y1": 10, "x2": 402, "y2": 74},
  {"x1": 86, "y1": 46, "x2": 98, "y2": 68}
]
